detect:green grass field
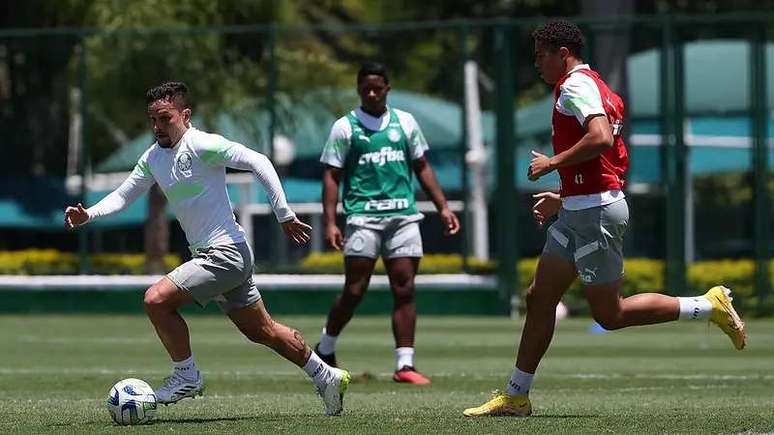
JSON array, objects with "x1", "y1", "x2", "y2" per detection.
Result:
[{"x1": 1, "y1": 314, "x2": 772, "y2": 433}]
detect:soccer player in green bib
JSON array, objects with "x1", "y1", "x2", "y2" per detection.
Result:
[{"x1": 316, "y1": 62, "x2": 460, "y2": 384}]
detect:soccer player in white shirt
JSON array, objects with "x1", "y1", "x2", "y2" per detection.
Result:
[{"x1": 64, "y1": 82, "x2": 350, "y2": 416}]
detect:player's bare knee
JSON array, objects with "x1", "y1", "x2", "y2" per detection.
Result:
[
  {"x1": 524, "y1": 284, "x2": 549, "y2": 313},
  {"x1": 524, "y1": 284, "x2": 536, "y2": 306},
  {"x1": 143, "y1": 287, "x2": 167, "y2": 313},
  {"x1": 342, "y1": 285, "x2": 367, "y2": 303},
  {"x1": 392, "y1": 284, "x2": 414, "y2": 305}
]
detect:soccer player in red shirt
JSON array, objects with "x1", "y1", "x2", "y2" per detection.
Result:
[{"x1": 463, "y1": 20, "x2": 746, "y2": 417}]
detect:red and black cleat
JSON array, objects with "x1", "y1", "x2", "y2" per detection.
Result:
[{"x1": 392, "y1": 366, "x2": 431, "y2": 385}]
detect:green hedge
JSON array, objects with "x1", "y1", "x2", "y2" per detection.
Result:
[
  {"x1": 0, "y1": 249, "x2": 181, "y2": 275},
  {"x1": 1, "y1": 250, "x2": 770, "y2": 302},
  {"x1": 300, "y1": 252, "x2": 772, "y2": 299},
  {"x1": 298, "y1": 252, "x2": 497, "y2": 275}
]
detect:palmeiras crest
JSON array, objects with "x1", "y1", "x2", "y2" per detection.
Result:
[
  {"x1": 387, "y1": 128, "x2": 401, "y2": 143},
  {"x1": 176, "y1": 151, "x2": 193, "y2": 172}
]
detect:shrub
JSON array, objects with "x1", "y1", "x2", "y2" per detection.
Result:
[
  {"x1": 298, "y1": 251, "x2": 771, "y2": 298},
  {"x1": 1, "y1": 249, "x2": 770, "y2": 302},
  {"x1": 0, "y1": 249, "x2": 181, "y2": 275}
]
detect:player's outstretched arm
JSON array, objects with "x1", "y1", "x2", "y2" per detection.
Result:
[
  {"x1": 222, "y1": 143, "x2": 316, "y2": 245},
  {"x1": 412, "y1": 157, "x2": 460, "y2": 236},
  {"x1": 223, "y1": 144, "x2": 296, "y2": 221},
  {"x1": 63, "y1": 167, "x2": 154, "y2": 230}
]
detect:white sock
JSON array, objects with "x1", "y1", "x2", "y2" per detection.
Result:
[
  {"x1": 678, "y1": 296, "x2": 713, "y2": 320},
  {"x1": 505, "y1": 367, "x2": 533, "y2": 396},
  {"x1": 395, "y1": 347, "x2": 415, "y2": 370},
  {"x1": 172, "y1": 355, "x2": 199, "y2": 380},
  {"x1": 303, "y1": 352, "x2": 334, "y2": 390},
  {"x1": 318, "y1": 328, "x2": 338, "y2": 355}
]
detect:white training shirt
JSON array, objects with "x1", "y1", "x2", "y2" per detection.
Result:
[
  {"x1": 555, "y1": 64, "x2": 624, "y2": 211},
  {"x1": 87, "y1": 127, "x2": 295, "y2": 251},
  {"x1": 319, "y1": 107, "x2": 429, "y2": 168}
]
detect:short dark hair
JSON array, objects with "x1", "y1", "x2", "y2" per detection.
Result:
[
  {"x1": 532, "y1": 20, "x2": 585, "y2": 57},
  {"x1": 145, "y1": 81, "x2": 191, "y2": 109},
  {"x1": 357, "y1": 62, "x2": 389, "y2": 84}
]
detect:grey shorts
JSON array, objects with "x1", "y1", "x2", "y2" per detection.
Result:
[
  {"x1": 543, "y1": 199, "x2": 629, "y2": 285},
  {"x1": 167, "y1": 242, "x2": 261, "y2": 312},
  {"x1": 343, "y1": 214, "x2": 424, "y2": 259}
]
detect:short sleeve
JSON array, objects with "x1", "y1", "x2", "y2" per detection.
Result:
[
  {"x1": 557, "y1": 74, "x2": 605, "y2": 126},
  {"x1": 396, "y1": 110, "x2": 429, "y2": 160},
  {"x1": 319, "y1": 117, "x2": 351, "y2": 168}
]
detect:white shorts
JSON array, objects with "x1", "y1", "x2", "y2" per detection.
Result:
[
  {"x1": 167, "y1": 242, "x2": 261, "y2": 312},
  {"x1": 343, "y1": 214, "x2": 424, "y2": 259}
]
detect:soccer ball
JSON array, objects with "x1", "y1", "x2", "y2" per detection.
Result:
[{"x1": 106, "y1": 378, "x2": 157, "y2": 425}]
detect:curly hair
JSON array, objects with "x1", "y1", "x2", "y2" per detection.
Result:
[
  {"x1": 532, "y1": 20, "x2": 585, "y2": 57},
  {"x1": 145, "y1": 81, "x2": 191, "y2": 109},
  {"x1": 357, "y1": 61, "x2": 389, "y2": 84}
]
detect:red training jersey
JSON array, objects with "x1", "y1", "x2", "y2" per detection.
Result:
[{"x1": 552, "y1": 67, "x2": 629, "y2": 197}]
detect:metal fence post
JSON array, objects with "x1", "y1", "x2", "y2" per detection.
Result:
[
  {"x1": 77, "y1": 35, "x2": 91, "y2": 274},
  {"x1": 459, "y1": 24, "x2": 470, "y2": 272},
  {"x1": 493, "y1": 24, "x2": 517, "y2": 315},
  {"x1": 660, "y1": 17, "x2": 687, "y2": 295},
  {"x1": 751, "y1": 23, "x2": 771, "y2": 313},
  {"x1": 266, "y1": 24, "x2": 289, "y2": 265},
  {"x1": 267, "y1": 24, "x2": 277, "y2": 160}
]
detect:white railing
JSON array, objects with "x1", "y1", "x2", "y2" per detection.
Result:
[{"x1": 0, "y1": 274, "x2": 496, "y2": 292}]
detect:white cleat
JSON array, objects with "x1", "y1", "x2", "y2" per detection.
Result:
[
  {"x1": 155, "y1": 372, "x2": 205, "y2": 405},
  {"x1": 317, "y1": 368, "x2": 351, "y2": 416}
]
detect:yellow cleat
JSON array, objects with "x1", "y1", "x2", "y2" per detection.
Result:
[
  {"x1": 463, "y1": 390, "x2": 532, "y2": 417},
  {"x1": 705, "y1": 286, "x2": 746, "y2": 350}
]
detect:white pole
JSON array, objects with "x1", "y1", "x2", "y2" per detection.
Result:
[
  {"x1": 685, "y1": 119, "x2": 694, "y2": 263},
  {"x1": 238, "y1": 182, "x2": 254, "y2": 248},
  {"x1": 66, "y1": 88, "x2": 82, "y2": 193},
  {"x1": 464, "y1": 60, "x2": 489, "y2": 260}
]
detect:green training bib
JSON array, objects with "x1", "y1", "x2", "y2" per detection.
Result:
[{"x1": 342, "y1": 109, "x2": 417, "y2": 217}]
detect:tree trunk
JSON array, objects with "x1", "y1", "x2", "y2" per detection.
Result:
[{"x1": 144, "y1": 183, "x2": 169, "y2": 274}]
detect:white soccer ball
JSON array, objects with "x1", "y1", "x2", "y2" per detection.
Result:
[{"x1": 106, "y1": 378, "x2": 157, "y2": 425}]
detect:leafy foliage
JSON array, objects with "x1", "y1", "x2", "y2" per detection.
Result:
[
  {"x1": 0, "y1": 249, "x2": 180, "y2": 274},
  {"x1": 299, "y1": 251, "x2": 772, "y2": 300}
]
